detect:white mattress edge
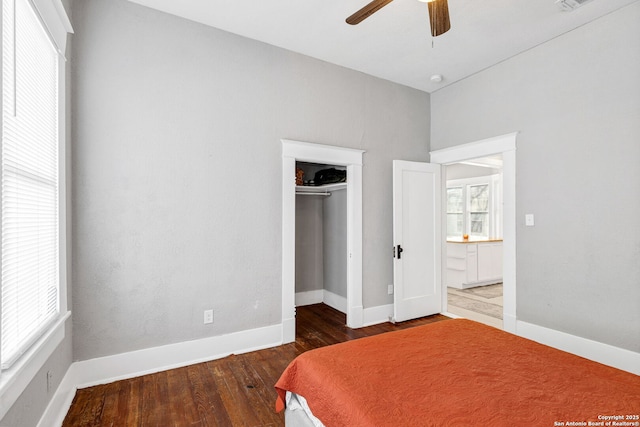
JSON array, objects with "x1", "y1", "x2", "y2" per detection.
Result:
[{"x1": 286, "y1": 391, "x2": 326, "y2": 427}]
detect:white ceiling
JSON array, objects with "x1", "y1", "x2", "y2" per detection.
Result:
[{"x1": 127, "y1": 0, "x2": 638, "y2": 93}]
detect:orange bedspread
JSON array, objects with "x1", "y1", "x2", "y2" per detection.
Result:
[{"x1": 275, "y1": 319, "x2": 640, "y2": 427}]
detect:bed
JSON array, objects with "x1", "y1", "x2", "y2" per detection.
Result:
[{"x1": 275, "y1": 319, "x2": 640, "y2": 426}]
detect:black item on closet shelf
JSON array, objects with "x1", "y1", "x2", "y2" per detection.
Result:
[{"x1": 314, "y1": 168, "x2": 346, "y2": 185}]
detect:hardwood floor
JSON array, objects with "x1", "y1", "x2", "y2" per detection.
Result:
[{"x1": 62, "y1": 304, "x2": 449, "y2": 426}]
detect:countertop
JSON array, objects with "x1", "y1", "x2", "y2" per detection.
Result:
[{"x1": 447, "y1": 238, "x2": 503, "y2": 244}]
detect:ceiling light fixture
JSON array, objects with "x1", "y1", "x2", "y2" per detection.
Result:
[{"x1": 430, "y1": 74, "x2": 443, "y2": 83}]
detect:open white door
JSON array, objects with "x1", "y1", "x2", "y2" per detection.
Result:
[{"x1": 392, "y1": 160, "x2": 442, "y2": 322}]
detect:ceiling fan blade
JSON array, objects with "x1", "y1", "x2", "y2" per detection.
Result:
[
  {"x1": 346, "y1": 0, "x2": 394, "y2": 25},
  {"x1": 427, "y1": 0, "x2": 451, "y2": 37}
]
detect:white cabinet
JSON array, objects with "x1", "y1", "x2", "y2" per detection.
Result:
[
  {"x1": 477, "y1": 242, "x2": 502, "y2": 282},
  {"x1": 447, "y1": 241, "x2": 502, "y2": 289},
  {"x1": 446, "y1": 243, "x2": 476, "y2": 287}
]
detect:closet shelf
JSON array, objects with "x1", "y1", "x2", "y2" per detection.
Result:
[{"x1": 296, "y1": 182, "x2": 347, "y2": 195}]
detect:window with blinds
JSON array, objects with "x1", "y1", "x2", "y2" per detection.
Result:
[{"x1": 1, "y1": 0, "x2": 60, "y2": 369}]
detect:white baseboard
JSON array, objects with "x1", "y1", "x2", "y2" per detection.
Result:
[
  {"x1": 322, "y1": 290, "x2": 347, "y2": 314},
  {"x1": 346, "y1": 305, "x2": 364, "y2": 328},
  {"x1": 38, "y1": 323, "x2": 284, "y2": 427},
  {"x1": 362, "y1": 304, "x2": 393, "y2": 326},
  {"x1": 516, "y1": 320, "x2": 640, "y2": 375},
  {"x1": 282, "y1": 317, "x2": 296, "y2": 344},
  {"x1": 503, "y1": 312, "x2": 516, "y2": 334},
  {"x1": 295, "y1": 290, "x2": 347, "y2": 315},
  {"x1": 38, "y1": 361, "x2": 81, "y2": 427},
  {"x1": 295, "y1": 290, "x2": 323, "y2": 307}
]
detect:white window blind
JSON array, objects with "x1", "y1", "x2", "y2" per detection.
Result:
[{"x1": 1, "y1": 0, "x2": 60, "y2": 369}]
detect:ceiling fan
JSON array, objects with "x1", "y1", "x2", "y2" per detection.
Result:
[{"x1": 346, "y1": 0, "x2": 451, "y2": 37}]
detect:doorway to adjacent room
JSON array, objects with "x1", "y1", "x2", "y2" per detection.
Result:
[
  {"x1": 444, "y1": 156, "x2": 504, "y2": 329},
  {"x1": 430, "y1": 132, "x2": 517, "y2": 333}
]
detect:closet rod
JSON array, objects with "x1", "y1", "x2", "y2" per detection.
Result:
[{"x1": 296, "y1": 192, "x2": 331, "y2": 196}]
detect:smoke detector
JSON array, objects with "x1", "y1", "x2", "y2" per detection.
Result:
[{"x1": 556, "y1": 0, "x2": 595, "y2": 11}]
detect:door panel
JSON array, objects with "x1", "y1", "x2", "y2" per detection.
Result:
[{"x1": 392, "y1": 160, "x2": 442, "y2": 322}]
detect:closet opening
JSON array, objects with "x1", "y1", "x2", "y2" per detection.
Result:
[
  {"x1": 294, "y1": 162, "x2": 348, "y2": 313},
  {"x1": 281, "y1": 139, "x2": 364, "y2": 343}
]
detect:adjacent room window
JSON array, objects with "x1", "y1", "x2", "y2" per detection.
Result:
[
  {"x1": 446, "y1": 177, "x2": 500, "y2": 240},
  {"x1": 1, "y1": 0, "x2": 60, "y2": 369},
  {"x1": 446, "y1": 187, "x2": 464, "y2": 239},
  {"x1": 468, "y1": 184, "x2": 489, "y2": 238}
]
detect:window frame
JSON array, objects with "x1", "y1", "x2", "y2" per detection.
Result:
[
  {"x1": 467, "y1": 183, "x2": 490, "y2": 238},
  {"x1": 446, "y1": 174, "x2": 502, "y2": 240},
  {"x1": 445, "y1": 186, "x2": 464, "y2": 239},
  {"x1": 0, "y1": 0, "x2": 72, "y2": 418}
]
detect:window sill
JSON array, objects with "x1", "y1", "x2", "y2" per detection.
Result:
[{"x1": 0, "y1": 311, "x2": 70, "y2": 420}]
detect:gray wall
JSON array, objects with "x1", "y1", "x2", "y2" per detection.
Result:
[
  {"x1": 71, "y1": 0, "x2": 430, "y2": 361},
  {"x1": 431, "y1": 3, "x2": 640, "y2": 352},
  {"x1": 323, "y1": 189, "x2": 347, "y2": 297},
  {"x1": 294, "y1": 188, "x2": 347, "y2": 299},
  {"x1": 295, "y1": 196, "x2": 324, "y2": 293}
]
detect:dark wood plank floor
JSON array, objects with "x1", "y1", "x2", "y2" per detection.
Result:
[{"x1": 62, "y1": 304, "x2": 449, "y2": 426}]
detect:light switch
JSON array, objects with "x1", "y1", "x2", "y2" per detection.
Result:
[{"x1": 525, "y1": 214, "x2": 535, "y2": 226}]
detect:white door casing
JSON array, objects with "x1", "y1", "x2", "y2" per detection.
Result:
[
  {"x1": 430, "y1": 132, "x2": 517, "y2": 333},
  {"x1": 392, "y1": 160, "x2": 442, "y2": 323},
  {"x1": 281, "y1": 140, "x2": 364, "y2": 343}
]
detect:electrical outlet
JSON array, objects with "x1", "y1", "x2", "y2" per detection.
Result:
[
  {"x1": 46, "y1": 370, "x2": 53, "y2": 393},
  {"x1": 204, "y1": 309, "x2": 214, "y2": 324},
  {"x1": 388, "y1": 284, "x2": 394, "y2": 295}
]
